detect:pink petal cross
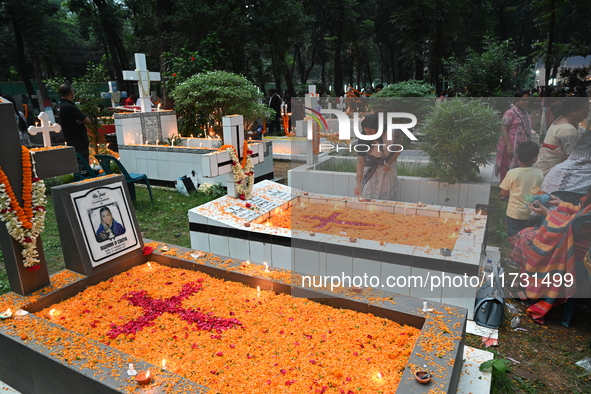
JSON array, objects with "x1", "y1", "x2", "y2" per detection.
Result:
[{"x1": 106, "y1": 281, "x2": 241, "y2": 339}]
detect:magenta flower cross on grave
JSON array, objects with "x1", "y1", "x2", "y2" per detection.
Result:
[
  {"x1": 303, "y1": 212, "x2": 382, "y2": 230},
  {"x1": 106, "y1": 280, "x2": 242, "y2": 339}
]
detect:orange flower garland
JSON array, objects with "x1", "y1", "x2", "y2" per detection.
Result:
[
  {"x1": 219, "y1": 143, "x2": 255, "y2": 200},
  {"x1": 0, "y1": 146, "x2": 47, "y2": 269}
]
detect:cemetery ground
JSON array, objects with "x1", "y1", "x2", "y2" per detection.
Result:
[{"x1": 0, "y1": 162, "x2": 590, "y2": 393}]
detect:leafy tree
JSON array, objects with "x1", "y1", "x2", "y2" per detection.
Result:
[
  {"x1": 421, "y1": 98, "x2": 499, "y2": 183},
  {"x1": 169, "y1": 71, "x2": 272, "y2": 136},
  {"x1": 444, "y1": 38, "x2": 529, "y2": 96}
]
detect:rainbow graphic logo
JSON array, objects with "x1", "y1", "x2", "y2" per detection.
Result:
[{"x1": 304, "y1": 107, "x2": 328, "y2": 132}]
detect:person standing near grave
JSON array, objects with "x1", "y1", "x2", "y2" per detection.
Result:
[
  {"x1": 1, "y1": 94, "x2": 32, "y2": 147},
  {"x1": 353, "y1": 114, "x2": 402, "y2": 200},
  {"x1": 495, "y1": 91, "x2": 534, "y2": 185},
  {"x1": 267, "y1": 89, "x2": 282, "y2": 135},
  {"x1": 57, "y1": 83, "x2": 91, "y2": 161}
]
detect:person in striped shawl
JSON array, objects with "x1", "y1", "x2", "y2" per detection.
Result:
[{"x1": 509, "y1": 186, "x2": 591, "y2": 323}]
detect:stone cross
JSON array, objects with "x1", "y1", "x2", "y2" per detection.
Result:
[
  {"x1": 27, "y1": 111, "x2": 61, "y2": 148},
  {"x1": 200, "y1": 115, "x2": 264, "y2": 198},
  {"x1": 302, "y1": 85, "x2": 320, "y2": 164},
  {"x1": 123, "y1": 53, "x2": 161, "y2": 112},
  {"x1": 101, "y1": 81, "x2": 127, "y2": 108},
  {"x1": 0, "y1": 102, "x2": 78, "y2": 295}
]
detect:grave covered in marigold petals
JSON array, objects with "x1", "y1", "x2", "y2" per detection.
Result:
[{"x1": 0, "y1": 245, "x2": 467, "y2": 394}]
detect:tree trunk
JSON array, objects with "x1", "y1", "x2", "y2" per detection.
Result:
[
  {"x1": 544, "y1": 0, "x2": 556, "y2": 87},
  {"x1": 21, "y1": 33, "x2": 50, "y2": 107},
  {"x1": 157, "y1": 0, "x2": 173, "y2": 109},
  {"x1": 11, "y1": 15, "x2": 35, "y2": 98},
  {"x1": 333, "y1": 4, "x2": 344, "y2": 96}
]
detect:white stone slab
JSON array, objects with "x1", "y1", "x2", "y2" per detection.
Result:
[
  {"x1": 456, "y1": 346, "x2": 494, "y2": 394},
  {"x1": 466, "y1": 320, "x2": 499, "y2": 340},
  {"x1": 0, "y1": 381, "x2": 21, "y2": 393}
]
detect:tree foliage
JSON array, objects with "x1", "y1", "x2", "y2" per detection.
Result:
[
  {"x1": 444, "y1": 38, "x2": 529, "y2": 96},
  {"x1": 421, "y1": 99, "x2": 500, "y2": 183},
  {"x1": 2, "y1": 0, "x2": 591, "y2": 100},
  {"x1": 169, "y1": 71, "x2": 272, "y2": 136}
]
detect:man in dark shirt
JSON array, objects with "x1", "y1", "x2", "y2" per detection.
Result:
[
  {"x1": 57, "y1": 83, "x2": 91, "y2": 160},
  {"x1": 267, "y1": 88, "x2": 282, "y2": 135}
]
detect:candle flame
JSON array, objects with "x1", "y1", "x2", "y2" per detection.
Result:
[
  {"x1": 4, "y1": 308, "x2": 11, "y2": 314},
  {"x1": 257, "y1": 286, "x2": 261, "y2": 293},
  {"x1": 245, "y1": 260, "x2": 251, "y2": 265},
  {"x1": 161, "y1": 359, "x2": 167, "y2": 369},
  {"x1": 145, "y1": 370, "x2": 151, "y2": 378},
  {"x1": 49, "y1": 309, "x2": 56, "y2": 316},
  {"x1": 376, "y1": 372, "x2": 383, "y2": 380},
  {"x1": 147, "y1": 262, "x2": 152, "y2": 269}
]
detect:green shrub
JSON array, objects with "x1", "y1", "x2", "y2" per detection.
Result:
[
  {"x1": 421, "y1": 98, "x2": 499, "y2": 183},
  {"x1": 170, "y1": 71, "x2": 273, "y2": 136},
  {"x1": 372, "y1": 80, "x2": 434, "y2": 97}
]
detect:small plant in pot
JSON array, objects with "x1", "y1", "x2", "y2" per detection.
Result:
[{"x1": 421, "y1": 98, "x2": 499, "y2": 184}]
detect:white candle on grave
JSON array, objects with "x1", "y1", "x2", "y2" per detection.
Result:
[
  {"x1": 157, "y1": 103, "x2": 161, "y2": 112},
  {"x1": 263, "y1": 262, "x2": 269, "y2": 272}
]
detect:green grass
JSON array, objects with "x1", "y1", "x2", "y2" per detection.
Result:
[{"x1": 314, "y1": 157, "x2": 440, "y2": 178}]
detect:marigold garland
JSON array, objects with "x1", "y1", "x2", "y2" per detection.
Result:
[
  {"x1": 0, "y1": 146, "x2": 47, "y2": 269},
  {"x1": 219, "y1": 143, "x2": 254, "y2": 200}
]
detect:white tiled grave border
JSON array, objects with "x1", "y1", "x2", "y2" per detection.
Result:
[
  {"x1": 189, "y1": 180, "x2": 488, "y2": 318},
  {"x1": 288, "y1": 155, "x2": 495, "y2": 209},
  {"x1": 117, "y1": 140, "x2": 274, "y2": 184}
]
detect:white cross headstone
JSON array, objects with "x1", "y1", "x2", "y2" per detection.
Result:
[
  {"x1": 303, "y1": 85, "x2": 319, "y2": 164},
  {"x1": 123, "y1": 53, "x2": 161, "y2": 112},
  {"x1": 200, "y1": 115, "x2": 264, "y2": 198},
  {"x1": 28, "y1": 112, "x2": 61, "y2": 147},
  {"x1": 101, "y1": 81, "x2": 127, "y2": 108}
]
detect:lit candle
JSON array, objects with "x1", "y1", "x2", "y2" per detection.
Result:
[
  {"x1": 257, "y1": 286, "x2": 261, "y2": 297},
  {"x1": 157, "y1": 103, "x2": 162, "y2": 112},
  {"x1": 161, "y1": 359, "x2": 167, "y2": 370},
  {"x1": 263, "y1": 262, "x2": 270, "y2": 272},
  {"x1": 136, "y1": 370, "x2": 151, "y2": 385},
  {"x1": 147, "y1": 262, "x2": 152, "y2": 269},
  {"x1": 49, "y1": 309, "x2": 57, "y2": 319},
  {"x1": 0, "y1": 308, "x2": 12, "y2": 319},
  {"x1": 156, "y1": 140, "x2": 159, "y2": 145},
  {"x1": 127, "y1": 363, "x2": 137, "y2": 376}
]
